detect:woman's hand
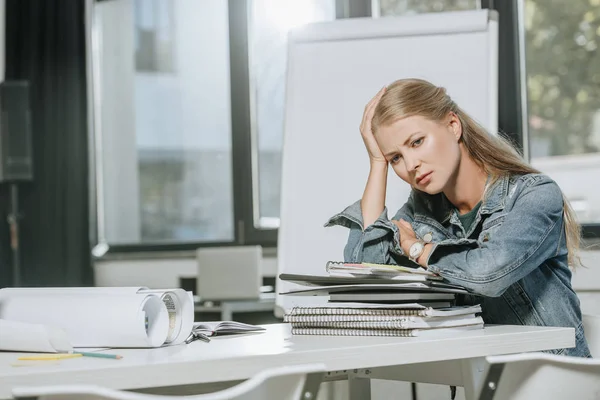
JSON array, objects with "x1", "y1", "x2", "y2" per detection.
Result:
[
  {"x1": 360, "y1": 87, "x2": 387, "y2": 165},
  {"x1": 393, "y1": 219, "x2": 418, "y2": 252},
  {"x1": 393, "y1": 219, "x2": 432, "y2": 268}
]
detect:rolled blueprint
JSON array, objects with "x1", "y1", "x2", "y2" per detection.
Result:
[
  {"x1": 138, "y1": 289, "x2": 194, "y2": 345},
  {"x1": 0, "y1": 292, "x2": 169, "y2": 347},
  {"x1": 0, "y1": 319, "x2": 73, "y2": 353},
  {"x1": 0, "y1": 286, "x2": 194, "y2": 348}
]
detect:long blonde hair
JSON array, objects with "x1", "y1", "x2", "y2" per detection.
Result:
[{"x1": 372, "y1": 78, "x2": 581, "y2": 268}]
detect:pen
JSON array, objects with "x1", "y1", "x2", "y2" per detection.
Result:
[
  {"x1": 74, "y1": 351, "x2": 123, "y2": 359},
  {"x1": 18, "y1": 353, "x2": 83, "y2": 361}
]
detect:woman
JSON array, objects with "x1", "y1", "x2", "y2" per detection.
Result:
[{"x1": 326, "y1": 78, "x2": 591, "y2": 357}]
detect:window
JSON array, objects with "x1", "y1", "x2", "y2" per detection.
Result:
[
  {"x1": 524, "y1": 0, "x2": 600, "y2": 226},
  {"x1": 248, "y1": 0, "x2": 336, "y2": 229},
  {"x1": 94, "y1": 0, "x2": 234, "y2": 246},
  {"x1": 91, "y1": 0, "x2": 337, "y2": 251}
]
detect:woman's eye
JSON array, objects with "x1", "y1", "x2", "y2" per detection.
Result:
[
  {"x1": 391, "y1": 155, "x2": 401, "y2": 163},
  {"x1": 411, "y1": 138, "x2": 423, "y2": 147}
]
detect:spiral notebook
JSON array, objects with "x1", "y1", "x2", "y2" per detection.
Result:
[
  {"x1": 285, "y1": 313, "x2": 479, "y2": 324},
  {"x1": 290, "y1": 315, "x2": 483, "y2": 330},
  {"x1": 286, "y1": 304, "x2": 482, "y2": 317},
  {"x1": 291, "y1": 324, "x2": 484, "y2": 337}
]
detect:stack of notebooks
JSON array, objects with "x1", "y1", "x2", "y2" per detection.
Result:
[{"x1": 279, "y1": 261, "x2": 483, "y2": 337}]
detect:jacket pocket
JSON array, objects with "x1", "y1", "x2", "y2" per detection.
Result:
[{"x1": 478, "y1": 214, "x2": 506, "y2": 242}]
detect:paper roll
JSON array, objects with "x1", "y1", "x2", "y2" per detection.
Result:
[
  {"x1": 0, "y1": 293, "x2": 169, "y2": 348},
  {"x1": 0, "y1": 287, "x2": 194, "y2": 347},
  {"x1": 139, "y1": 289, "x2": 194, "y2": 345},
  {"x1": 0, "y1": 319, "x2": 73, "y2": 353}
]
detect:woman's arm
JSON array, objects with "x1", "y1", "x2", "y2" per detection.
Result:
[
  {"x1": 325, "y1": 196, "x2": 416, "y2": 265},
  {"x1": 326, "y1": 87, "x2": 414, "y2": 265},
  {"x1": 361, "y1": 161, "x2": 389, "y2": 228},
  {"x1": 358, "y1": 87, "x2": 389, "y2": 228},
  {"x1": 423, "y1": 176, "x2": 566, "y2": 297}
]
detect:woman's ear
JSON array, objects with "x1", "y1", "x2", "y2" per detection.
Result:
[{"x1": 448, "y1": 112, "x2": 462, "y2": 141}]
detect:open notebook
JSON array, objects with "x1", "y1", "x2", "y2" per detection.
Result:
[
  {"x1": 192, "y1": 321, "x2": 265, "y2": 337},
  {"x1": 325, "y1": 261, "x2": 442, "y2": 281}
]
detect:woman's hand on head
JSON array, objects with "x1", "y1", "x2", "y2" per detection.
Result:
[{"x1": 360, "y1": 87, "x2": 388, "y2": 165}]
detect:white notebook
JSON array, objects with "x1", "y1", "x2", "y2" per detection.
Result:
[
  {"x1": 288, "y1": 316, "x2": 484, "y2": 330},
  {"x1": 286, "y1": 304, "x2": 482, "y2": 317},
  {"x1": 291, "y1": 324, "x2": 484, "y2": 337}
]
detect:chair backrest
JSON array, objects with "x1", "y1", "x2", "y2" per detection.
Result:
[
  {"x1": 478, "y1": 352, "x2": 600, "y2": 400},
  {"x1": 12, "y1": 363, "x2": 326, "y2": 400},
  {"x1": 196, "y1": 245, "x2": 262, "y2": 301},
  {"x1": 583, "y1": 313, "x2": 600, "y2": 358}
]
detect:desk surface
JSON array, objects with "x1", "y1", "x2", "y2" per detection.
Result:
[{"x1": 0, "y1": 323, "x2": 574, "y2": 399}]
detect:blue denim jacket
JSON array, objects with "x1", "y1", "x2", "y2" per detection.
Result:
[{"x1": 326, "y1": 173, "x2": 591, "y2": 357}]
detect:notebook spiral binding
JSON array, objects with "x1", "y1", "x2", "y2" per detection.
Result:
[
  {"x1": 291, "y1": 327, "x2": 418, "y2": 337},
  {"x1": 287, "y1": 306, "x2": 426, "y2": 317}
]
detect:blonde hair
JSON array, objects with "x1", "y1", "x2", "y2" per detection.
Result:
[{"x1": 372, "y1": 78, "x2": 581, "y2": 268}]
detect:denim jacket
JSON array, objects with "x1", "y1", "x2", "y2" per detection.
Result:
[{"x1": 325, "y1": 173, "x2": 591, "y2": 357}]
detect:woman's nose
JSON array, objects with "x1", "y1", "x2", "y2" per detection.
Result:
[{"x1": 404, "y1": 155, "x2": 420, "y2": 172}]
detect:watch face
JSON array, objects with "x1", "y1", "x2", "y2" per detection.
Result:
[{"x1": 410, "y1": 241, "x2": 424, "y2": 258}]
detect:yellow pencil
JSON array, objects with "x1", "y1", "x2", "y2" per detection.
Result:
[{"x1": 18, "y1": 353, "x2": 83, "y2": 361}]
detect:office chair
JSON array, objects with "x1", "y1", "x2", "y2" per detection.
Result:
[
  {"x1": 12, "y1": 363, "x2": 325, "y2": 400},
  {"x1": 477, "y1": 352, "x2": 600, "y2": 400}
]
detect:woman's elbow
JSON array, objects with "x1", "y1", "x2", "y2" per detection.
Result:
[{"x1": 440, "y1": 272, "x2": 509, "y2": 297}]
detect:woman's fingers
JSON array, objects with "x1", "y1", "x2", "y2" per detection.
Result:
[
  {"x1": 362, "y1": 87, "x2": 386, "y2": 122},
  {"x1": 394, "y1": 219, "x2": 416, "y2": 236},
  {"x1": 360, "y1": 87, "x2": 388, "y2": 163}
]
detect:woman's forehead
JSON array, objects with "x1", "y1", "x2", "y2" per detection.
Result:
[{"x1": 378, "y1": 116, "x2": 432, "y2": 139}]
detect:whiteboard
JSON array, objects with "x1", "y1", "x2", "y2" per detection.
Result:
[{"x1": 276, "y1": 10, "x2": 498, "y2": 312}]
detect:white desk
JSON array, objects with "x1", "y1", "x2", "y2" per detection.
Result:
[{"x1": 0, "y1": 323, "x2": 574, "y2": 400}]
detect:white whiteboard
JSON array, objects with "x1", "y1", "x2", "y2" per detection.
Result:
[{"x1": 276, "y1": 10, "x2": 498, "y2": 312}]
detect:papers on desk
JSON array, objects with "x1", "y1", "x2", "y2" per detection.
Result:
[
  {"x1": 279, "y1": 263, "x2": 484, "y2": 337},
  {"x1": 326, "y1": 261, "x2": 442, "y2": 280},
  {"x1": 0, "y1": 287, "x2": 194, "y2": 351}
]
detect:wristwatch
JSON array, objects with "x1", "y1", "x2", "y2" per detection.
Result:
[{"x1": 408, "y1": 239, "x2": 426, "y2": 262}]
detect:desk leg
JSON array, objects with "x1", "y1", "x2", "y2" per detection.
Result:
[
  {"x1": 461, "y1": 357, "x2": 486, "y2": 400},
  {"x1": 348, "y1": 375, "x2": 371, "y2": 400}
]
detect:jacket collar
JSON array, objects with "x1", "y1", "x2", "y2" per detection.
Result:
[{"x1": 480, "y1": 174, "x2": 510, "y2": 215}]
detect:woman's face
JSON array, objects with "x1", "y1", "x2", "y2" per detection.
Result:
[{"x1": 375, "y1": 113, "x2": 462, "y2": 194}]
